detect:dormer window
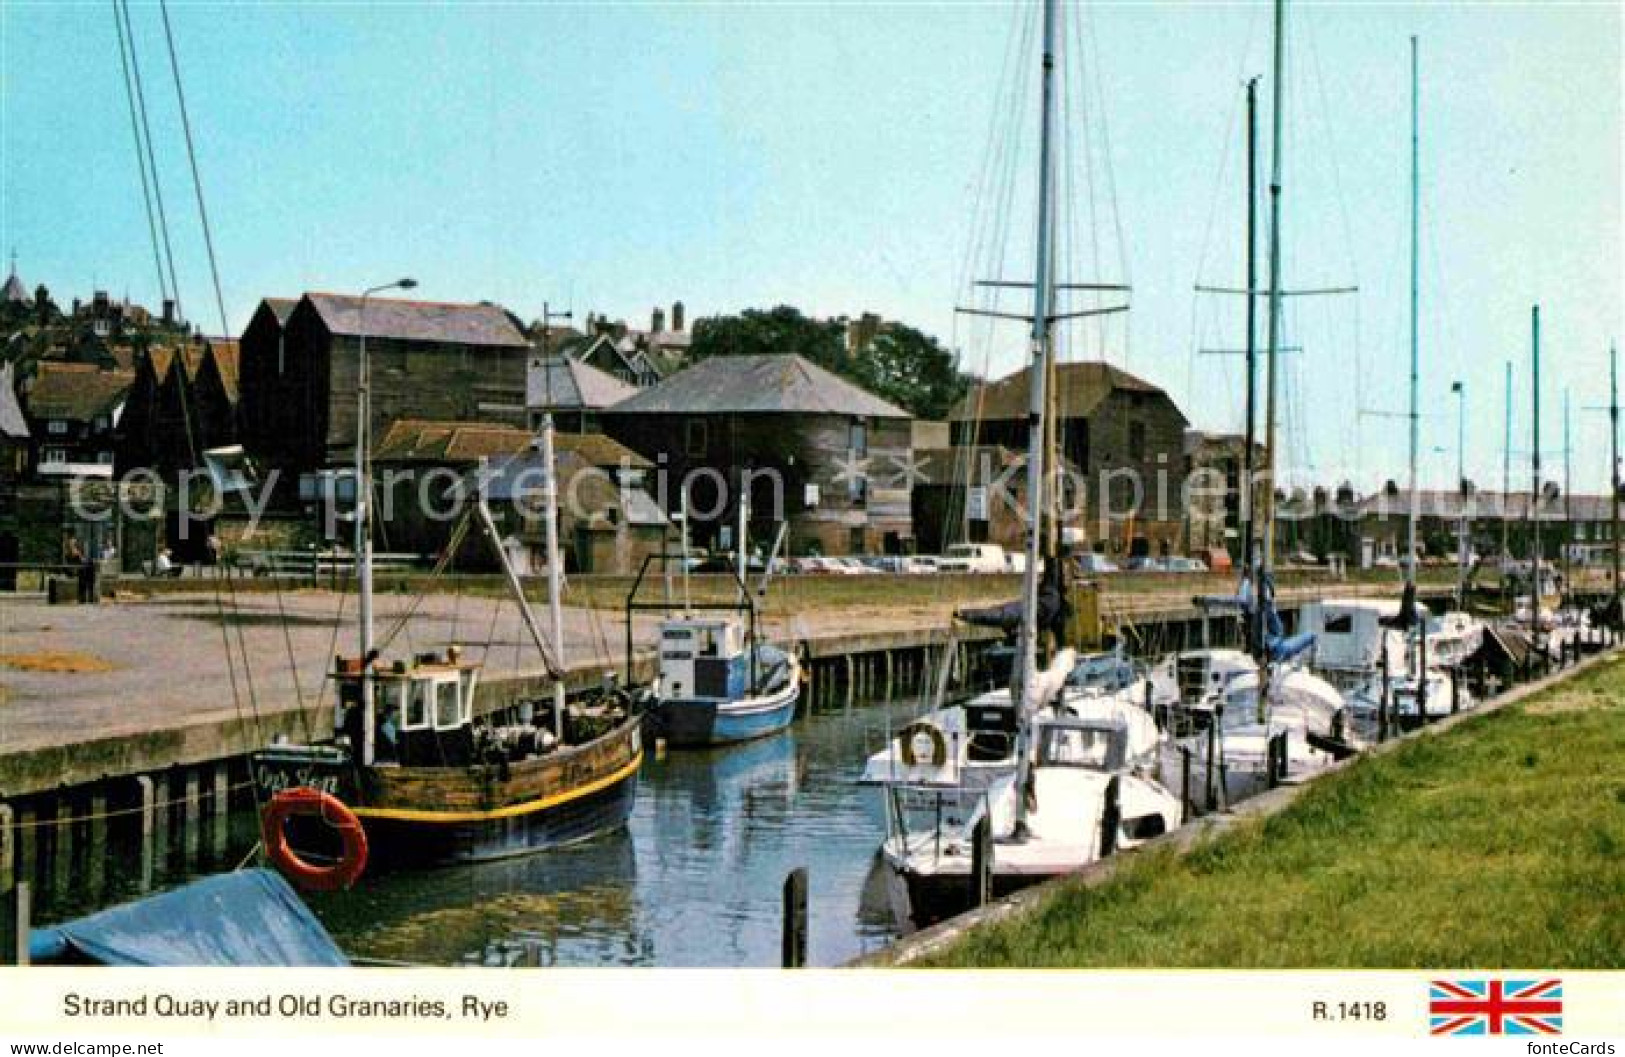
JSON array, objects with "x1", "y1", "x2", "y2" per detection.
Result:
[{"x1": 47, "y1": 420, "x2": 67, "y2": 435}]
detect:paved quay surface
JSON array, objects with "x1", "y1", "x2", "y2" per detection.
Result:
[{"x1": 0, "y1": 585, "x2": 978, "y2": 793}]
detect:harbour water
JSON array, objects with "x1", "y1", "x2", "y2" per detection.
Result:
[{"x1": 308, "y1": 698, "x2": 913, "y2": 967}]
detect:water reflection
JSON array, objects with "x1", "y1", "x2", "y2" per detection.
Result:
[{"x1": 309, "y1": 700, "x2": 912, "y2": 967}]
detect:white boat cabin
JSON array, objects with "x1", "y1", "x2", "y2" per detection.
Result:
[
  {"x1": 1299, "y1": 598, "x2": 1404, "y2": 674},
  {"x1": 333, "y1": 649, "x2": 481, "y2": 766},
  {"x1": 657, "y1": 617, "x2": 751, "y2": 702}
]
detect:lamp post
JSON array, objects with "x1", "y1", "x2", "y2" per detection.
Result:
[{"x1": 355, "y1": 277, "x2": 416, "y2": 766}]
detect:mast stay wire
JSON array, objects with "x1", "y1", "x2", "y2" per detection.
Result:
[{"x1": 111, "y1": 1, "x2": 167, "y2": 306}]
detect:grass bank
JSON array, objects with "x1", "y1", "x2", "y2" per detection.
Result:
[{"x1": 917, "y1": 656, "x2": 1625, "y2": 968}]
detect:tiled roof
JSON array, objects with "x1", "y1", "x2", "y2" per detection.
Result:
[
  {"x1": 203, "y1": 339, "x2": 240, "y2": 403},
  {"x1": 265, "y1": 298, "x2": 298, "y2": 326},
  {"x1": 302, "y1": 293, "x2": 527, "y2": 348},
  {"x1": 478, "y1": 445, "x2": 666, "y2": 526},
  {"x1": 607, "y1": 353, "x2": 910, "y2": 418},
  {"x1": 25, "y1": 362, "x2": 133, "y2": 423},
  {"x1": 554, "y1": 431, "x2": 651, "y2": 469},
  {"x1": 526, "y1": 353, "x2": 638, "y2": 411},
  {"x1": 951, "y1": 361, "x2": 1174, "y2": 423},
  {"x1": 373, "y1": 419, "x2": 534, "y2": 464}
]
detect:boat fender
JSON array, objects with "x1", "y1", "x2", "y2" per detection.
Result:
[
  {"x1": 261, "y1": 787, "x2": 369, "y2": 892},
  {"x1": 898, "y1": 721, "x2": 948, "y2": 768}
]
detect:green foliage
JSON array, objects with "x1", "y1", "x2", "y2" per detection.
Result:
[{"x1": 689, "y1": 306, "x2": 969, "y2": 420}]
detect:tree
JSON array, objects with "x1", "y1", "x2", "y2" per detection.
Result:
[
  {"x1": 690, "y1": 306, "x2": 970, "y2": 420},
  {"x1": 849, "y1": 323, "x2": 970, "y2": 421},
  {"x1": 690, "y1": 307, "x2": 846, "y2": 371}
]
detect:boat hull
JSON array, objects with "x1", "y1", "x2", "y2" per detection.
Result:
[
  {"x1": 654, "y1": 683, "x2": 799, "y2": 747},
  {"x1": 253, "y1": 716, "x2": 643, "y2": 872}
]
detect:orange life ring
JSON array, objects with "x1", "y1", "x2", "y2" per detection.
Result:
[{"x1": 261, "y1": 787, "x2": 369, "y2": 891}]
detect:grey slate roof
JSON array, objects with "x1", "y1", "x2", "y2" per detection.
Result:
[
  {"x1": 265, "y1": 297, "x2": 298, "y2": 326},
  {"x1": 0, "y1": 363, "x2": 30, "y2": 440},
  {"x1": 303, "y1": 293, "x2": 527, "y2": 348},
  {"x1": 607, "y1": 353, "x2": 909, "y2": 419},
  {"x1": 527, "y1": 353, "x2": 637, "y2": 410}
]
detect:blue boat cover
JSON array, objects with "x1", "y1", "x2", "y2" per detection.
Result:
[{"x1": 29, "y1": 868, "x2": 348, "y2": 966}]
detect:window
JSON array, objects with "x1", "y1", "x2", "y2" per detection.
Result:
[
  {"x1": 97, "y1": 451, "x2": 114, "y2": 465},
  {"x1": 434, "y1": 678, "x2": 461, "y2": 729},
  {"x1": 1128, "y1": 421, "x2": 1147, "y2": 461},
  {"x1": 42, "y1": 447, "x2": 66, "y2": 465},
  {"x1": 378, "y1": 681, "x2": 406, "y2": 729},
  {"x1": 685, "y1": 419, "x2": 708, "y2": 456},
  {"x1": 47, "y1": 420, "x2": 67, "y2": 435},
  {"x1": 850, "y1": 419, "x2": 868, "y2": 459},
  {"x1": 403, "y1": 680, "x2": 429, "y2": 730},
  {"x1": 93, "y1": 416, "x2": 109, "y2": 432}
]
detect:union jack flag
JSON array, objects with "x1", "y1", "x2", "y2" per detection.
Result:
[{"x1": 1430, "y1": 979, "x2": 1563, "y2": 1036}]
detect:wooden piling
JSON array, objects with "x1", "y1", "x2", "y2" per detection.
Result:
[
  {"x1": 781, "y1": 867, "x2": 808, "y2": 968},
  {"x1": 883, "y1": 649, "x2": 895, "y2": 702},
  {"x1": 16, "y1": 806, "x2": 35, "y2": 894},
  {"x1": 210, "y1": 762, "x2": 230, "y2": 859},
  {"x1": 87, "y1": 790, "x2": 107, "y2": 899},
  {"x1": 51, "y1": 794, "x2": 73, "y2": 896},
  {"x1": 1099, "y1": 776, "x2": 1121, "y2": 857},
  {"x1": 0, "y1": 804, "x2": 13, "y2": 898},
  {"x1": 2, "y1": 882, "x2": 29, "y2": 966},
  {"x1": 151, "y1": 773, "x2": 169, "y2": 879},
  {"x1": 1204, "y1": 712, "x2": 1218, "y2": 812},
  {"x1": 1179, "y1": 746, "x2": 1193, "y2": 822},
  {"x1": 843, "y1": 654, "x2": 855, "y2": 709},
  {"x1": 183, "y1": 769, "x2": 201, "y2": 867},
  {"x1": 135, "y1": 775, "x2": 155, "y2": 892},
  {"x1": 969, "y1": 816, "x2": 992, "y2": 909}
]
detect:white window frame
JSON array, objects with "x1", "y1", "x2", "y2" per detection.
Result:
[{"x1": 47, "y1": 420, "x2": 68, "y2": 435}]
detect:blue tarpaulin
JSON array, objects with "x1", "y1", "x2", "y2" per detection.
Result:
[{"x1": 29, "y1": 868, "x2": 349, "y2": 966}]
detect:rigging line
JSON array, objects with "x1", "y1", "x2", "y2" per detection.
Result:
[
  {"x1": 117, "y1": 0, "x2": 183, "y2": 318},
  {"x1": 269, "y1": 560, "x2": 312, "y2": 741},
  {"x1": 1083, "y1": 5, "x2": 1131, "y2": 360},
  {"x1": 111, "y1": 0, "x2": 167, "y2": 304},
  {"x1": 157, "y1": 0, "x2": 229, "y2": 338}
]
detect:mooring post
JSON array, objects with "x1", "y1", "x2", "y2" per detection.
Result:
[
  {"x1": 0, "y1": 803, "x2": 13, "y2": 898},
  {"x1": 1099, "y1": 775, "x2": 1122, "y2": 857},
  {"x1": 843, "y1": 654, "x2": 855, "y2": 709},
  {"x1": 883, "y1": 649, "x2": 895, "y2": 701},
  {"x1": 183, "y1": 769, "x2": 201, "y2": 867},
  {"x1": 151, "y1": 773, "x2": 169, "y2": 879},
  {"x1": 781, "y1": 867, "x2": 808, "y2": 968},
  {"x1": 2, "y1": 882, "x2": 29, "y2": 966},
  {"x1": 969, "y1": 815, "x2": 992, "y2": 908},
  {"x1": 1204, "y1": 710, "x2": 1219, "y2": 813},
  {"x1": 1179, "y1": 746, "x2": 1193, "y2": 822},
  {"x1": 1451, "y1": 670, "x2": 1461, "y2": 714},
  {"x1": 211, "y1": 762, "x2": 230, "y2": 859}
]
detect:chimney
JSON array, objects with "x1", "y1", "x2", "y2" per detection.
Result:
[
  {"x1": 672, "y1": 300, "x2": 685, "y2": 332},
  {"x1": 651, "y1": 307, "x2": 666, "y2": 333},
  {"x1": 162, "y1": 299, "x2": 175, "y2": 326}
]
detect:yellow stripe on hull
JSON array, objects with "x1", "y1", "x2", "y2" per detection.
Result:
[{"x1": 352, "y1": 751, "x2": 643, "y2": 824}]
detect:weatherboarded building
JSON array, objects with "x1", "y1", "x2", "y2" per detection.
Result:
[
  {"x1": 951, "y1": 361, "x2": 1190, "y2": 556},
  {"x1": 237, "y1": 293, "x2": 530, "y2": 494},
  {"x1": 600, "y1": 353, "x2": 914, "y2": 556}
]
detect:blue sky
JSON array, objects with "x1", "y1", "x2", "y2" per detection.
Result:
[{"x1": 2, "y1": 1, "x2": 1619, "y2": 492}]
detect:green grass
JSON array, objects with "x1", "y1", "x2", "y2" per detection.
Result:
[{"x1": 919, "y1": 657, "x2": 1625, "y2": 968}]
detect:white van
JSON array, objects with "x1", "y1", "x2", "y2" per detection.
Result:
[{"x1": 938, "y1": 543, "x2": 1027, "y2": 574}]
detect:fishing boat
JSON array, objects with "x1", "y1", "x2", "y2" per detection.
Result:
[
  {"x1": 252, "y1": 388, "x2": 641, "y2": 876},
  {"x1": 627, "y1": 490, "x2": 802, "y2": 748}
]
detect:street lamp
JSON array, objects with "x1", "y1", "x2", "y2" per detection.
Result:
[{"x1": 355, "y1": 277, "x2": 415, "y2": 766}]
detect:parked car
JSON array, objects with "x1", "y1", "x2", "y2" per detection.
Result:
[
  {"x1": 1074, "y1": 552, "x2": 1120, "y2": 574},
  {"x1": 1163, "y1": 556, "x2": 1209, "y2": 573},
  {"x1": 1125, "y1": 555, "x2": 1164, "y2": 572},
  {"x1": 830, "y1": 557, "x2": 876, "y2": 575},
  {"x1": 938, "y1": 543, "x2": 1024, "y2": 574}
]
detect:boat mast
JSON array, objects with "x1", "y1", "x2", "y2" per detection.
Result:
[
  {"x1": 1502, "y1": 360, "x2": 1512, "y2": 598},
  {"x1": 1563, "y1": 388, "x2": 1572, "y2": 598},
  {"x1": 1405, "y1": 35, "x2": 1421, "y2": 599},
  {"x1": 540, "y1": 412, "x2": 567, "y2": 742},
  {"x1": 1014, "y1": 0, "x2": 1060, "y2": 718},
  {"x1": 1612, "y1": 344, "x2": 1621, "y2": 602},
  {"x1": 1255, "y1": 0, "x2": 1287, "y2": 721},
  {"x1": 1010, "y1": 0, "x2": 1060, "y2": 837},
  {"x1": 1242, "y1": 75, "x2": 1262, "y2": 655},
  {"x1": 1532, "y1": 306, "x2": 1542, "y2": 598}
]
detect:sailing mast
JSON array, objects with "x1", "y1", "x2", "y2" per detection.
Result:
[
  {"x1": 1405, "y1": 36, "x2": 1421, "y2": 602},
  {"x1": 1009, "y1": 0, "x2": 1060, "y2": 837},
  {"x1": 1242, "y1": 75, "x2": 1262, "y2": 655},
  {"x1": 1502, "y1": 360, "x2": 1512, "y2": 608},
  {"x1": 1013, "y1": 0, "x2": 1060, "y2": 719},
  {"x1": 1255, "y1": 0, "x2": 1287, "y2": 721},
  {"x1": 1563, "y1": 388, "x2": 1572, "y2": 598},
  {"x1": 1612, "y1": 344, "x2": 1620, "y2": 603},
  {"x1": 1532, "y1": 306, "x2": 1542, "y2": 601}
]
